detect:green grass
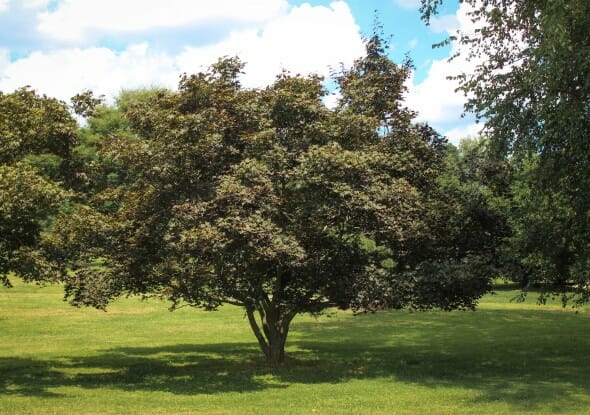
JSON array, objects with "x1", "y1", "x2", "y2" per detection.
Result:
[{"x1": 1, "y1": 279, "x2": 589, "y2": 414}]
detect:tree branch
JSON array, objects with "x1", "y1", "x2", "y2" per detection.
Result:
[{"x1": 246, "y1": 307, "x2": 269, "y2": 357}]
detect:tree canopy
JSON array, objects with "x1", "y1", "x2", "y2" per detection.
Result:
[
  {"x1": 49, "y1": 37, "x2": 492, "y2": 365},
  {"x1": 0, "y1": 88, "x2": 77, "y2": 286},
  {"x1": 1, "y1": 3, "x2": 588, "y2": 366},
  {"x1": 421, "y1": 0, "x2": 590, "y2": 296}
]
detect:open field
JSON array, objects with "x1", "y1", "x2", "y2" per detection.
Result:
[{"x1": 1, "y1": 279, "x2": 589, "y2": 414}]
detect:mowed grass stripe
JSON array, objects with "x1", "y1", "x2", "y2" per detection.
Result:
[{"x1": 1, "y1": 279, "x2": 589, "y2": 414}]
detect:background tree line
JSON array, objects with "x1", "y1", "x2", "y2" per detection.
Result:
[
  {"x1": 1, "y1": 0, "x2": 589, "y2": 364},
  {"x1": 421, "y1": 0, "x2": 590, "y2": 303}
]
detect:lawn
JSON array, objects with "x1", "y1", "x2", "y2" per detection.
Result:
[{"x1": 1, "y1": 279, "x2": 589, "y2": 414}]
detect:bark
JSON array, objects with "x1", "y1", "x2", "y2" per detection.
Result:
[{"x1": 245, "y1": 302, "x2": 295, "y2": 366}]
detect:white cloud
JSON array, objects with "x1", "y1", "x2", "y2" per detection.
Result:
[
  {"x1": 0, "y1": 44, "x2": 178, "y2": 101},
  {"x1": 444, "y1": 122, "x2": 482, "y2": 144},
  {"x1": 429, "y1": 14, "x2": 459, "y2": 34},
  {"x1": 0, "y1": 48, "x2": 9, "y2": 68},
  {"x1": 37, "y1": 0, "x2": 289, "y2": 42},
  {"x1": 177, "y1": 2, "x2": 363, "y2": 88},
  {"x1": 0, "y1": 0, "x2": 9, "y2": 13},
  {"x1": 1, "y1": 1, "x2": 363, "y2": 102},
  {"x1": 406, "y1": 57, "x2": 467, "y2": 124},
  {"x1": 393, "y1": 0, "x2": 420, "y2": 10},
  {"x1": 405, "y1": 3, "x2": 479, "y2": 138},
  {"x1": 22, "y1": 0, "x2": 52, "y2": 9},
  {"x1": 323, "y1": 90, "x2": 341, "y2": 109}
]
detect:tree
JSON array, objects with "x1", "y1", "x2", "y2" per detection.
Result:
[
  {"x1": 0, "y1": 163, "x2": 67, "y2": 286},
  {"x1": 0, "y1": 88, "x2": 78, "y2": 166},
  {"x1": 70, "y1": 88, "x2": 165, "y2": 196},
  {"x1": 0, "y1": 88, "x2": 77, "y2": 286},
  {"x1": 420, "y1": 0, "x2": 590, "y2": 295},
  {"x1": 428, "y1": 137, "x2": 511, "y2": 272},
  {"x1": 333, "y1": 29, "x2": 415, "y2": 136},
  {"x1": 421, "y1": 0, "x2": 590, "y2": 179},
  {"x1": 501, "y1": 156, "x2": 590, "y2": 303},
  {"x1": 55, "y1": 40, "x2": 491, "y2": 366}
]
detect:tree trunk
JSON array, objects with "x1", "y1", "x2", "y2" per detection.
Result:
[{"x1": 246, "y1": 303, "x2": 294, "y2": 366}]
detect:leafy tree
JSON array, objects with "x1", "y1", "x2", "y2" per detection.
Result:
[
  {"x1": 55, "y1": 41, "x2": 491, "y2": 365},
  {"x1": 420, "y1": 0, "x2": 590, "y2": 294},
  {"x1": 430, "y1": 138, "x2": 511, "y2": 269},
  {"x1": 420, "y1": 0, "x2": 589, "y2": 167},
  {"x1": 502, "y1": 156, "x2": 590, "y2": 303},
  {"x1": 70, "y1": 88, "x2": 165, "y2": 196},
  {"x1": 0, "y1": 163, "x2": 66, "y2": 286},
  {"x1": 71, "y1": 90, "x2": 105, "y2": 118},
  {"x1": 334, "y1": 30, "x2": 415, "y2": 135},
  {"x1": 0, "y1": 88, "x2": 77, "y2": 285},
  {"x1": 0, "y1": 88, "x2": 77, "y2": 162}
]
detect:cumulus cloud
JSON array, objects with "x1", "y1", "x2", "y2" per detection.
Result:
[
  {"x1": 0, "y1": 48, "x2": 8, "y2": 68},
  {"x1": 322, "y1": 89, "x2": 342, "y2": 109},
  {"x1": 22, "y1": 0, "x2": 52, "y2": 9},
  {"x1": 177, "y1": 2, "x2": 363, "y2": 87},
  {"x1": 37, "y1": 0, "x2": 289, "y2": 42},
  {"x1": 0, "y1": 44, "x2": 179, "y2": 101},
  {"x1": 0, "y1": 1, "x2": 363, "y2": 102},
  {"x1": 405, "y1": 2, "x2": 479, "y2": 143},
  {"x1": 444, "y1": 122, "x2": 482, "y2": 143},
  {"x1": 406, "y1": 57, "x2": 467, "y2": 124},
  {"x1": 429, "y1": 14, "x2": 460, "y2": 34}
]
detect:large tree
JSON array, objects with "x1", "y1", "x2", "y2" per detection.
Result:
[
  {"x1": 0, "y1": 88, "x2": 77, "y2": 286},
  {"x1": 421, "y1": 0, "x2": 590, "y2": 294},
  {"x1": 55, "y1": 39, "x2": 491, "y2": 366},
  {"x1": 429, "y1": 137, "x2": 511, "y2": 269}
]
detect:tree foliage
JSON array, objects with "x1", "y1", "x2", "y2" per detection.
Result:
[
  {"x1": 50, "y1": 37, "x2": 494, "y2": 365},
  {"x1": 70, "y1": 89, "x2": 165, "y2": 196},
  {"x1": 0, "y1": 88, "x2": 77, "y2": 285},
  {"x1": 432, "y1": 138, "x2": 511, "y2": 262},
  {"x1": 421, "y1": 0, "x2": 590, "y2": 295},
  {"x1": 421, "y1": 0, "x2": 589, "y2": 165},
  {"x1": 0, "y1": 88, "x2": 78, "y2": 165},
  {"x1": 502, "y1": 156, "x2": 590, "y2": 303},
  {"x1": 0, "y1": 162, "x2": 66, "y2": 286}
]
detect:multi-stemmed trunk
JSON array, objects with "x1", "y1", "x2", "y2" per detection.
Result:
[{"x1": 245, "y1": 302, "x2": 296, "y2": 366}]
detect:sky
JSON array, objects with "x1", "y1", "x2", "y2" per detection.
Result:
[{"x1": 0, "y1": 0, "x2": 480, "y2": 143}]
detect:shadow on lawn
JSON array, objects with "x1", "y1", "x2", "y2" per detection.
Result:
[
  {"x1": 0, "y1": 343, "x2": 280, "y2": 397},
  {"x1": 1, "y1": 308, "x2": 589, "y2": 412}
]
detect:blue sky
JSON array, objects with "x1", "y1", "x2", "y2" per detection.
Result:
[{"x1": 0, "y1": 0, "x2": 478, "y2": 142}]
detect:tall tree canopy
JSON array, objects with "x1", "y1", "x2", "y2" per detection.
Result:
[
  {"x1": 0, "y1": 88, "x2": 77, "y2": 286},
  {"x1": 53, "y1": 37, "x2": 491, "y2": 365},
  {"x1": 421, "y1": 0, "x2": 590, "y2": 295}
]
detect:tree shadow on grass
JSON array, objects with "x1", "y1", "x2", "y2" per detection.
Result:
[
  {"x1": 291, "y1": 309, "x2": 590, "y2": 412},
  {"x1": 0, "y1": 357, "x2": 66, "y2": 397},
  {"x1": 0, "y1": 343, "x2": 286, "y2": 397},
  {"x1": 1, "y1": 308, "x2": 589, "y2": 413}
]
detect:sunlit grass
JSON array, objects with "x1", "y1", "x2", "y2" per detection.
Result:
[{"x1": 1, "y1": 278, "x2": 589, "y2": 414}]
